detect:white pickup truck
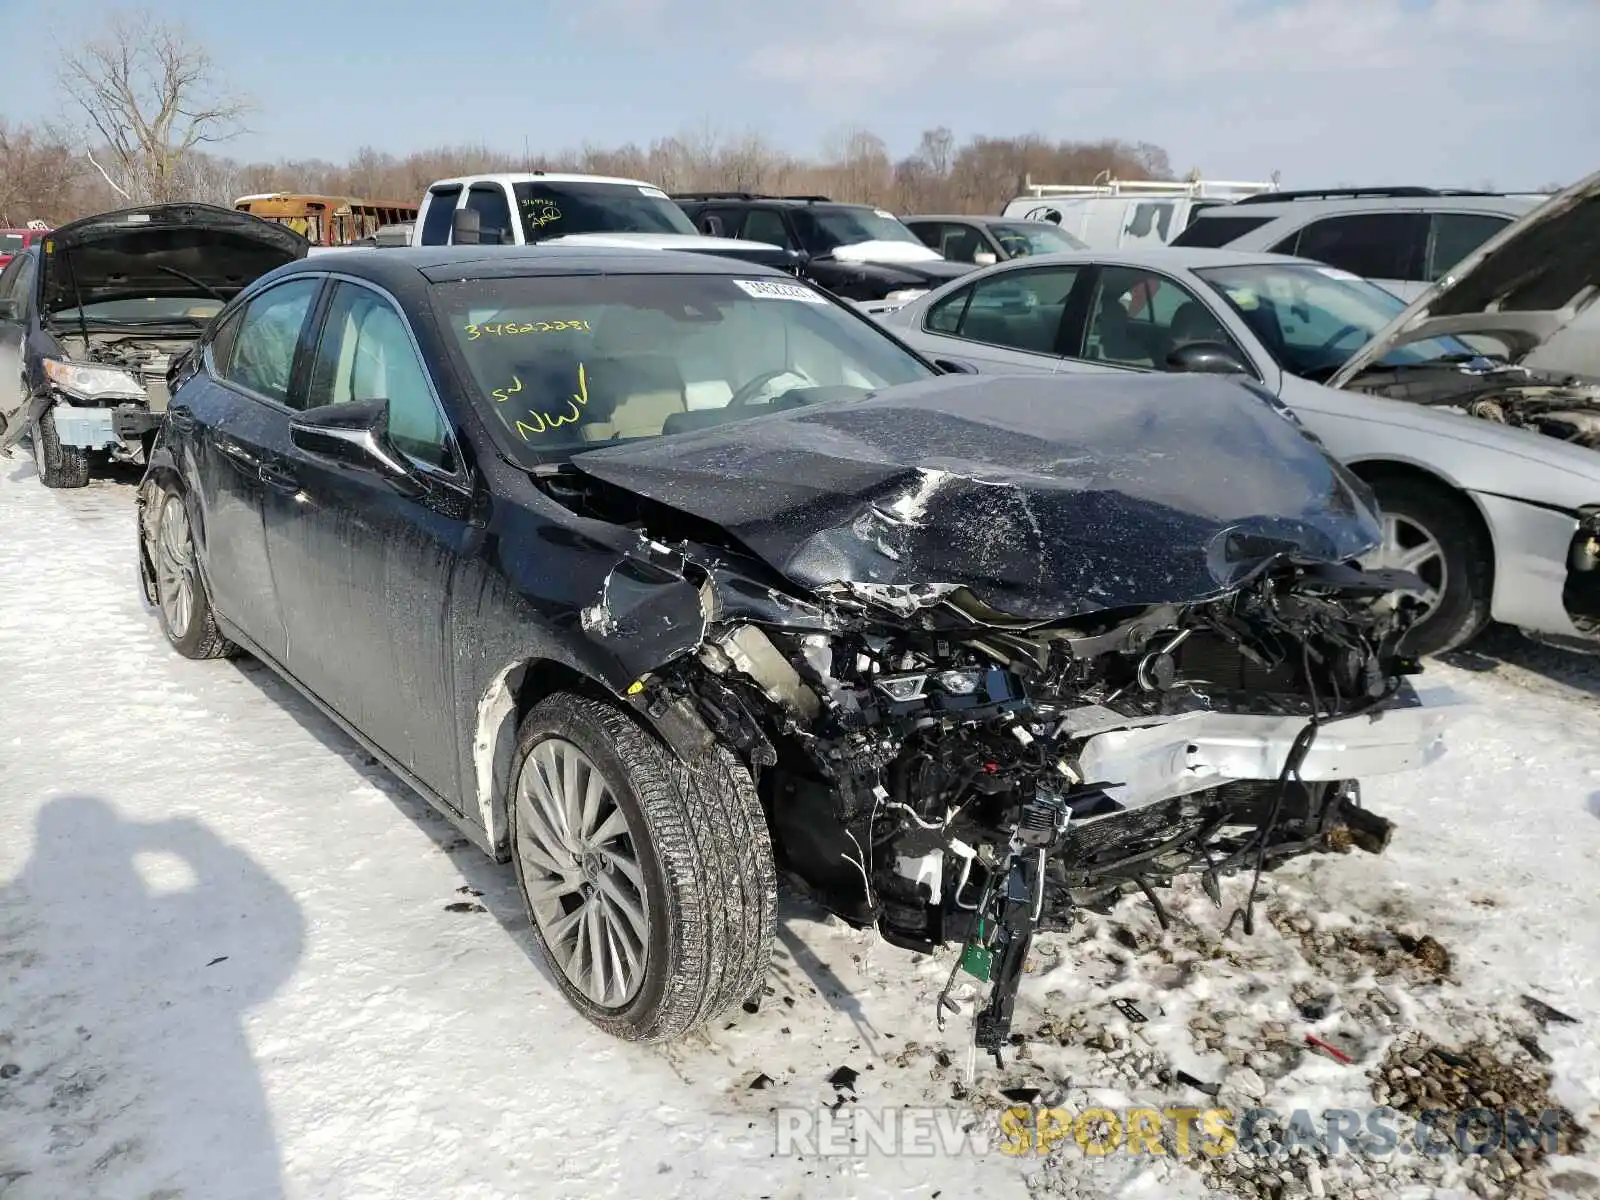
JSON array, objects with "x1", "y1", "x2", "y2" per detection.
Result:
[{"x1": 410, "y1": 173, "x2": 803, "y2": 273}]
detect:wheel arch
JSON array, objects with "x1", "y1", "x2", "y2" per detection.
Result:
[
  {"x1": 471, "y1": 655, "x2": 688, "y2": 860},
  {"x1": 1345, "y1": 457, "x2": 1499, "y2": 608}
]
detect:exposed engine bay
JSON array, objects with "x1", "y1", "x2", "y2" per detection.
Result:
[
  {"x1": 57, "y1": 330, "x2": 195, "y2": 414},
  {"x1": 1348, "y1": 360, "x2": 1600, "y2": 449},
  {"x1": 534, "y1": 372, "x2": 1457, "y2": 1059}
]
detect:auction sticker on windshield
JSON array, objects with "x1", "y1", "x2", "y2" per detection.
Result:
[{"x1": 732, "y1": 279, "x2": 827, "y2": 303}]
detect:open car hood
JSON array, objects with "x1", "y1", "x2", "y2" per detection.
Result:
[
  {"x1": 1327, "y1": 170, "x2": 1600, "y2": 387},
  {"x1": 569, "y1": 373, "x2": 1382, "y2": 621},
  {"x1": 40, "y1": 203, "x2": 310, "y2": 313}
]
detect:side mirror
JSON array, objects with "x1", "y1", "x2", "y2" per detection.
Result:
[
  {"x1": 972, "y1": 250, "x2": 998, "y2": 266},
  {"x1": 289, "y1": 398, "x2": 422, "y2": 495},
  {"x1": 933, "y1": 357, "x2": 980, "y2": 375},
  {"x1": 451, "y1": 208, "x2": 481, "y2": 245},
  {"x1": 1166, "y1": 341, "x2": 1250, "y2": 376}
]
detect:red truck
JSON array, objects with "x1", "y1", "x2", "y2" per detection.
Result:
[{"x1": 0, "y1": 224, "x2": 51, "y2": 269}]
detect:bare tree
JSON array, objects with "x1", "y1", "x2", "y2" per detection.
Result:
[
  {"x1": 56, "y1": 9, "x2": 252, "y2": 204},
  {"x1": 0, "y1": 120, "x2": 84, "y2": 225}
]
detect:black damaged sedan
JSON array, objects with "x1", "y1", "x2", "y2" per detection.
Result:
[{"x1": 137, "y1": 246, "x2": 1450, "y2": 1051}]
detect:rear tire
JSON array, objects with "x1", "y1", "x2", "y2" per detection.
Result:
[
  {"x1": 30, "y1": 409, "x2": 90, "y2": 489},
  {"x1": 1364, "y1": 475, "x2": 1492, "y2": 656},
  {"x1": 143, "y1": 479, "x2": 235, "y2": 660},
  {"x1": 509, "y1": 692, "x2": 776, "y2": 1043}
]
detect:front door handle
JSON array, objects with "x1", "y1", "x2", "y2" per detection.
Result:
[
  {"x1": 259, "y1": 462, "x2": 299, "y2": 493},
  {"x1": 166, "y1": 406, "x2": 196, "y2": 433}
]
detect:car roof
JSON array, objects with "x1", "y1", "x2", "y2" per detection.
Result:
[
  {"x1": 271, "y1": 244, "x2": 791, "y2": 287},
  {"x1": 679, "y1": 196, "x2": 876, "y2": 210},
  {"x1": 425, "y1": 173, "x2": 661, "y2": 190},
  {"x1": 1193, "y1": 193, "x2": 1545, "y2": 220},
  {"x1": 904, "y1": 215, "x2": 1054, "y2": 225},
  {"x1": 953, "y1": 247, "x2": 1313, "y2": 272}
]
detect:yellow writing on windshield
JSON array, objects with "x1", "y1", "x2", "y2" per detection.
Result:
[
  {"x1": 522, "y1": 199, "x2": 562, "y2": 229},
  {"x1": 465, "y1": 319, "x2": 590, "y2": 340},
  {"x1": 506, "y1": 362, "x2": 591, "y2": 440}
]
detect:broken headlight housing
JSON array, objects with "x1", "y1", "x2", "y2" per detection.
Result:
[{"x1": 43, "y1": 358, "x2": 145, "y2": 403}]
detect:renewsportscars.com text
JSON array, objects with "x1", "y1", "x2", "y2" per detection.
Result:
[{"x1": 773, "y1": 1104, "x2": 1571, "y2": 1159}]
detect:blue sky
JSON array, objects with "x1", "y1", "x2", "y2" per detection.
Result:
[{"x1": 3, "y1": 0, "x2": 1596, "y2": 191}]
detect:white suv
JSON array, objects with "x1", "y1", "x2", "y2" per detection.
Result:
[{"x1": 1172, "y1": 187, "x2": 1546, "y2": 300}]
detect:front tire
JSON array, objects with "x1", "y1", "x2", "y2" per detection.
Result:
[
  {"x1": 30, "y1": 409, "x2": 90, "y2": 489},
  {"x1": 1362, "y1": 475, "x2": 1492, "y2": 656},
  {"x1": 509, "y1": 692, "x2": 776, "y2": 1043},
  {"x1": 144, "y1": 480, "x2": 235, "y2": 660}
]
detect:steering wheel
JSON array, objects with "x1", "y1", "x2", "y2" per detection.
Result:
[
  {"x1": 728, "y1": 368, "x2": 809, "y2": 408},
  {"x1": 1318, "y1": 324, "x2": 1366, "y2": 353}
]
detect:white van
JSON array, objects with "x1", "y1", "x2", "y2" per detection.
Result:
[{"x1": 999, "y1": 176, "x2": 1278, "y2": 249}]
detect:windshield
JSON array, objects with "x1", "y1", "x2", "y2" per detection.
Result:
[
  {"x1": 989, "y1": 222, "x2": 1086, "y2": 256},
  {"x1": 793, "y1": 207, "x2": 922, "y2": 254},
  {"x1": 49, "y1": 297, "x2": 225, "y2": 324},
  {"x1": 1, "y1": 234, "x2": 23, "y2": 254},
  {"x1": 434, "y1": 272, "x2": 933, "y2": 464},
  {"x1": 1194, "y1": 262, "x2": 1484, "y2": 382},
  {"x1": 513, "y1": 182, "x2": 699, "y2": 240}
]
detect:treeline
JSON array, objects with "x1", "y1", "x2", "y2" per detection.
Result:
[{"x1": 1, "y1": 119, "x2": 1177, "y2": 227}]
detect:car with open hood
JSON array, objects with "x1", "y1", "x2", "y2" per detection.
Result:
[
  {"x1": 134, "y1": 244, "x2": 1453, "y2": 1054},
  {"x1": 877, "y1": 171, "x2": 1600, "y2": 657},
  {"x1": 0, "y1": 203, "x2": 309, "y2": 487}
]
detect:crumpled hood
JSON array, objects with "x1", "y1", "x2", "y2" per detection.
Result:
[
  {"x1": 40, "y1": 203, "x2": 310, "y2": 313},
  {"x1": 1328, "y1": 170, "x2": 1600, "y2": 386},
  {"x1": 569, "y1": 373, "x2": 1382, "y2": 621}
]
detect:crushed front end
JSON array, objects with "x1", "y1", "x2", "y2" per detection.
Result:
[
  {"x1": 604, "y1": 549, "x2": 1447, "y2": 1061},
  {"x1": 557, "y1": 373, "x2": 1460, "y2": 1058}
]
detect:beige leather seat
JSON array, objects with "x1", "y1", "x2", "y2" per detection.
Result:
[{"x1": 579, "y1": 356, "x2": 688, "y2": 441}]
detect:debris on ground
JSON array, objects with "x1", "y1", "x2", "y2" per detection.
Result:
[
  {"x1": 826, "y1": 1066, "x2": 858, "y2": 1092},
  {"x1": 1374, "y1": 1031, "x2": 1588, "y2": 1167},
  {"x1": 1520, "y1": 995, "x2": 1579, "y2": 1027}
]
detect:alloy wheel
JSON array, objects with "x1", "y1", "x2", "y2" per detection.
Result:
[
  {"x1": 154, "y1": 493, "x2": 197, "y2": 638},
  {"x1": 515, "y1": 737, "x2": 650, "y2": 1008},
  {"x1": 1360, "y1": 512, "x2": 1447, "y2": 613}
]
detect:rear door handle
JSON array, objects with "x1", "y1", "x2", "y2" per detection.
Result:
[
  {"x1": 166, "y1": 407, "x2": 195, "y2": 432},
  {"x1": 259, "y1": 462, "x2": 299, "y2": 493}
]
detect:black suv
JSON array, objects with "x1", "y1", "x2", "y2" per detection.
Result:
[{"x1": 671, "y1": 193, "x2": 976, "y2": 303}]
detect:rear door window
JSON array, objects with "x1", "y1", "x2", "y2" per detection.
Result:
[
  {"x1": 219, "y1": 278, "x2": 322, "y2": 406},
  {"x1": 465, "y1": 185, "x2": 516, "y2": 245},
  {"x1": 740, "y1": 209, "x2": 794, "y2": 250},
  {"x1": 0, "y1": 253, "x2": 29, "y2": 313},
  {"x1": 928, "y1": 222, "x2": 986, "y2": 263},
  {"x1": 1171, "y1": 213, "x2": 1277, "y2": 248},
  {"x1": 1278, "y1": 213, "x2": 1427, "y2": 281},
  {"x1": 926, "y1": 267, "x2": 1082, "y2": 356},
  {"x1": 1425, "y1": 212, "x2": 1511, "y2": 281},
  {"x1": 418, "y1": 186, "x2": 462, "y2": 245}
]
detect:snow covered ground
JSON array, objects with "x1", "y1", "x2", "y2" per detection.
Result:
[{"x1": 2, "y1": 461, "x2": 1598, "y2": 1200}]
